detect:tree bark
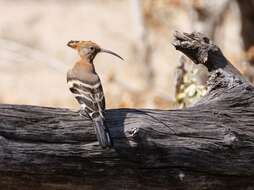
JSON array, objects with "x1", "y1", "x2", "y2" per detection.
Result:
[{"x1": 1, "y1": 32, "x2": 254, "y2": 190}]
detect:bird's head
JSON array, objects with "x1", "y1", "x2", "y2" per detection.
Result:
[{"x1": 67, "y1": 40, "x2": 123, "y2": 62}]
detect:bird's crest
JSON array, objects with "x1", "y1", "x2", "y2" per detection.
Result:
[
  {"x1": 67, "y1": 40, "x2": 100, "y2": 50},
  {"x1": 67, "y1": 40, "x2": 124, "y2": 60}
]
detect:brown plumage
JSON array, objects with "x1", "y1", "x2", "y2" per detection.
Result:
[{"x1": 67, "y1": 40, "x2": 123, "y2": 148}]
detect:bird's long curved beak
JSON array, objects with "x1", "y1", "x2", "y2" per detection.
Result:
[{"x1": 100, "y1": 48, "x2": 124, "y2": 60}]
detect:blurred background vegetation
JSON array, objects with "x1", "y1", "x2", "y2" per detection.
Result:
[{"x1": 0, "y1": 0, "x2": 254, "y2": 110}]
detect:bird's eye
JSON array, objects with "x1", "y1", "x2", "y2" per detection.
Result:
[{"x1": 90, "y1": 47, "x2": 95, "y2": 51}]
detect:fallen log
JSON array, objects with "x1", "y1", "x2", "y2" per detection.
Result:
[{"x1": 0, "y1": 32, "x2": 254, "y2": 190}]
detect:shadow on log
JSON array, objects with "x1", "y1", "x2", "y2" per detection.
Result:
[{"x1": 1, "y1": 32, "x2": 254, "y2": 190}]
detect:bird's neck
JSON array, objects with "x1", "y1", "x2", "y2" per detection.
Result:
[{"x1": 74, "y1": 57, "x2": 96, "y2": 73}]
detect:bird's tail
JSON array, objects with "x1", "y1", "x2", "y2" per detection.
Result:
[{"x1": 93, "y1": 117, "x2": 112, "y2": 148}]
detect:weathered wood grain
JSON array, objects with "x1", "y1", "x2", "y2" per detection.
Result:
[{"x1": 0, "y1": 32, "x2": 254, "y2": 190}]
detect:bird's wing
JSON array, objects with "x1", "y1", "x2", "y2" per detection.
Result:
[
  {"x1": 67, "y1": 79, "x2": 105, "y2": 119},
  {"x1": 93, "y1": 83, "x2": 106, "y2": 111}
]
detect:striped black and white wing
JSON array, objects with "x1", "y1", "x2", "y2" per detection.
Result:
[{"x1": 67, "y1": 78, "x2": 105, "y2": 119}]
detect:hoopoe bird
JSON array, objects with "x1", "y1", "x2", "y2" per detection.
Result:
[{"x1": 67, "y1": 40, "x2": 123, "y2": 148}]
